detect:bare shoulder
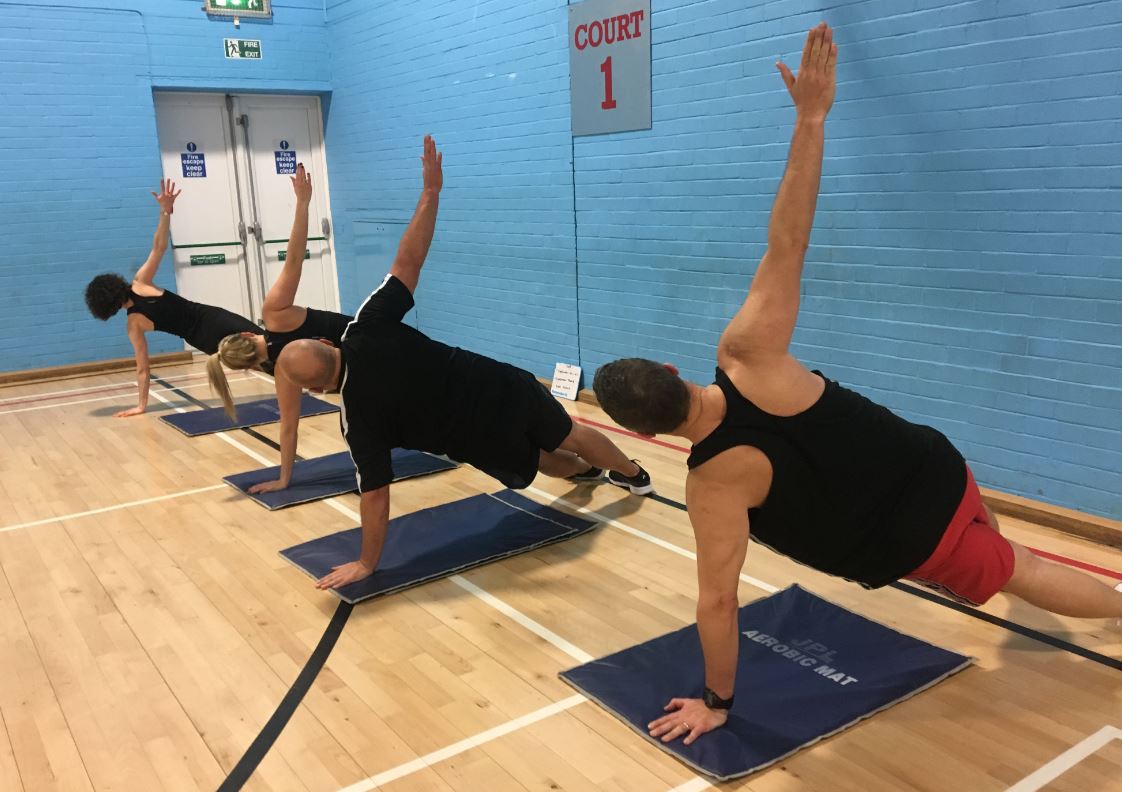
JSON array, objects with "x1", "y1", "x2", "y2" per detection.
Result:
[
  {"x1": 721, "y1": 354, "x2": 824, "y2": 417},
  {"x1": 126, "y1": 310, "x2": 153, "y2": 334},
  {"x1": 687, "y1": 444, "x2": 771, "y2": 511},
  {"x1": 264, "y1": 304, "x2": 308, "y2": 334},
  {"x1": 130, "y1": 279, "x2": 162, "y2": 298}
]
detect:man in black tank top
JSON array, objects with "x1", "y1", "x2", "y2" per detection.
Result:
[
  {"x1": 83, "y1": 179, "x2": 262, "y2": 417},
  {"x1": 592, "y1": 24, "x2": 1122, "y2": 745}
]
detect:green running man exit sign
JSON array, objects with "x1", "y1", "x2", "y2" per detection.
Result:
[{"x1": 205, "y1": 0, "x2": 272, "y2": 20}]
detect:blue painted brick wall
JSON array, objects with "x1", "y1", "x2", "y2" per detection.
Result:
[
  {"x1": 4, "y1": 0, "x2": 1119, "y2": 518},
  {"x1": 324, "y1": 0, "x2": 1120, "y2": 518},
  {"x1": 0, "y1": 0, "x2": 330, "y2": 371},
  {"x1": 574, "y1": 0, "x2": 1122, "y2": 519},
  {"x1": 324, "y1": 0, "x2": 579, "y2": 376}
]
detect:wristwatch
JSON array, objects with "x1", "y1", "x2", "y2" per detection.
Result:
[{"x1": 703, "y1": 687, "x2": 734, "y2": 710}]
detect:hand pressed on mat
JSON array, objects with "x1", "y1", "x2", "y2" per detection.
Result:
[
  {"x1": 316, "y1": 559, "x2": 374, "y2": 590},
  {"x1": 648, "y1": 698, "x2": 728, "y2": 745},
  {"x1": 248, "y1": 478, "x2": 289, "y2": 495}
]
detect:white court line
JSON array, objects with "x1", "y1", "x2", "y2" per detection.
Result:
[
  {"x1": 0, "y1": 368, "x2": 206, "y2": 404},
  {"x1": 667, "y1": 778, "x2": 714, "y2": 792},
  {"x1": 449, "y1": 575, "x2": 595, "y2": 663},
  {"x1": 0, "y1": 375, "x2": 255, "y2": 415},
  {"x1": 525, "y1": 486, "x2": 780, "y2": 595},
  {"x1": 0, "y1": 484, "x2": 227, "y2": 534},
  {"x1": 148, "y1": 390, "x2": 274, "y2": 467},
  {"x1": 336, "y1": 695, "x2": 587, "y2": 792},
  {"x1": 1005, "y1": 725, "x2": 1122, "y2": 792}
]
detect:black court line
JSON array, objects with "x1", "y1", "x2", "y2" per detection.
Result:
[
  {"x1": 151, "y1": 375, "x2": 303, "y2": 460},
  {"x1": 647, "y1": 489, "x2": 1122, "y2": 673},
  {"x1": 154, "y1": 375, "x2": 345, "y2": 790},
  {"x1": 215, "y1": 601, "x2": 354, "y2": 792}
]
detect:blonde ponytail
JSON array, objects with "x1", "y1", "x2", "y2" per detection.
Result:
[{"x1": 207, "y1": 334, "x2": 261, "y2": 421}]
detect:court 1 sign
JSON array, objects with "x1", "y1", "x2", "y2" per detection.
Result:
[{"x1": 568, "y1": 0, "x2": 651, "y2": 136}]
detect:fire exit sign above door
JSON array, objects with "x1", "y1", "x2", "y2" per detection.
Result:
[{"x1": 204, "y1": 0, "x2": 272, "y2": 20}]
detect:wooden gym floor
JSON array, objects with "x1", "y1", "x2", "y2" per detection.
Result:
[{"x1": 0, "y1": 359, "x2": 1119, "y2": 792}]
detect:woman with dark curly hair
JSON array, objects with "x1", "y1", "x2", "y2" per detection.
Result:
[{"x1": 84, "y1": 179, "x2": 263, "y2": 417}]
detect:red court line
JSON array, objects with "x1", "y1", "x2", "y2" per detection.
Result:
[
  {"x1": 1029, "y1": 548, "x2": 1122, "y2": 582},
  {"x1": 571, "y1": 412, "x2": 1122, "y2": 582},
  {"x1": 0, "y1": 371, "x2": 211, "y2": 408},
  {"x1": 571, "y1": 416, "x2": 691, "y2": 453}
]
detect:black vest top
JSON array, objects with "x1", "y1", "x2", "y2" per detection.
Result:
[
  {"x1": 127, "y1": 289, "x2": 201, "y2": 341},
  {"x1": 265, "y1": 307, "x2": 354, "y2": 364},
  {"x1": 127, "y1": 289, "x2": 262, "y2": 355},
  {"x1": 687, "y1": 368, "x2": 966, "y2": 588}
]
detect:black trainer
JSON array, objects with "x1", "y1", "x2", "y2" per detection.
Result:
[
  {"x1": 607, "y1": 460, "x2": 653, "y2": 495},
  {"x1": 567, "y1": 465, "x2": 605, "y2": 484}
]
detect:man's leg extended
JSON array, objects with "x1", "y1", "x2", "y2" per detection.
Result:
[
  {"x1": 1002, "y1": 541, "x2": 1122, "y2": 619},
  {"x1": 556, "y1": 423, "x2": 639, "y2": 478}
]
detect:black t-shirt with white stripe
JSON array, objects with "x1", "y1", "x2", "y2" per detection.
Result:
[{"x1": 338, "y1": 274, "x2": 532, "y2": 492}]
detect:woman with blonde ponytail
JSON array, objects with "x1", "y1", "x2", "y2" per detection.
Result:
[
  {"x1": 207, "y1": 333, "x2": 268, "y2": 420},
  {"x1": 210, "y1": 160, "x2": 360, "y2": 495}
]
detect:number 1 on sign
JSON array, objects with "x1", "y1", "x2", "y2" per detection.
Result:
[{"x1": 600, "y1": 56, "x2": 617, "y2": 110}]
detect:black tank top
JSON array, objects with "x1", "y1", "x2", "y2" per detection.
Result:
[
  {"x1": 127, "y1": 289, "x2": 262, "y2": 355},
  {"x1": 265, "y1": 307, "x2": 354, "y2": 364},
  {"x1": 687, "y1": 368, "x2": 966, "y2": 588},
  {"x1": 127, "y1": 289, "x2": 202, "y2": 341}
]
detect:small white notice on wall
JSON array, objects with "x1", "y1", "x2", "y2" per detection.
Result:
[{"x1": 551, "y1": 363, "x2": 582, "y2": 401}]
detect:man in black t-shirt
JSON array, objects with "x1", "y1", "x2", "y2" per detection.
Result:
[{"x1": 276, "y1": 135, "x2": 652, "y2": 591}]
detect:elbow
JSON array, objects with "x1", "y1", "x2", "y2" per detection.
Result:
[
  {"x1": 697, "y1": 591, "x2": 740, "y2": 618},
  {"x1": 766, "y1": 235, "x2": 809, "y2": 256}
]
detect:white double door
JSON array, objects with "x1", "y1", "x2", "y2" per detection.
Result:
[{"x1": 154, "y1": 93, "x2": 339, "y2": 325}]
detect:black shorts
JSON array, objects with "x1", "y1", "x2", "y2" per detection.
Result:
[{"x1": 469, "y1": 374, "x2": 573, "y2": 490}]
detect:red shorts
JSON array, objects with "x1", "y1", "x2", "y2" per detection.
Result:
[{"x1": 905, "y1": 466, "x2": 1015, "y2": 606}]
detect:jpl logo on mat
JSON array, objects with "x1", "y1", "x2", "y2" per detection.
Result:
[{"x1": 742, "y1": 630, "x2": 859, "y2": 686}]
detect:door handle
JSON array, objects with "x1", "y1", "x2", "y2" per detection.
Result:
[{"x1": 321, "y1": 217, "x2": 331, "y2": 240}]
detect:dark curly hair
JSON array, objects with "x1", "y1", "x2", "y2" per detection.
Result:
[
  {"x1": 593, "y1": 358, "x2": 691, "y2": 436},
  {"x1": 85, "y1": 273, "x2": 131, "y2": 320}
]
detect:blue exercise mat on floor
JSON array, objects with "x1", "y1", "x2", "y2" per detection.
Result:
[
  {"x1": 224, "y1": 450, "x2": 458, "y2": 510},
  {"x1": 160, "y1": 393, "x2": 337, "y2": 436},
  {"x1": 560, "y1": 584, "x2": 972, "y2": 781},
  {"x1": 281, "y1": 489, "x2": 596, "y2": 604}
]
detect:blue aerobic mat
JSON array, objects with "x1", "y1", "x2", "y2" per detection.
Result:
[
  {"x1": 560, "y1": 585, "x2": 972, "y2": 781},
  {"x1": 281, "y1": 489, "x2": 597, "y2": 604},
  {"x1": 159, "y1": 393, "x2": 338, "y2": 436},
  {"x1": 224, "y1": 450, "x2": 458, "y2": 510}
]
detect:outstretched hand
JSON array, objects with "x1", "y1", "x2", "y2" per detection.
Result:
[
  {"x1": 421, "y1": 134, "x2": 442, "y2": 193},
  {"x1": 291, "y1": 163, "x2": 312, "y2": 204},
  {"x1": 151, "y1": 178, "x2": 182, "y2": 214},
  {"x1": 776, "y1": 22, "x2": 837, "y2": 122}
]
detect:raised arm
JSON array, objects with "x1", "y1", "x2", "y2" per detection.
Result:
[
  {"x1": 133, "y1": 179, "x2": 181, "y2": 286},
  {"x1": 116, "y1": 316, "x2": 151, "y2": 417},
  {"x1": 262, "y1": 165, "x2": 313, "y2": 326},
  {"x1": 718, "y1": 23, "x2": 836, "y2": 363},
  {"x1": 389, "y1": 135, "x2": 443, "y2": 294}
]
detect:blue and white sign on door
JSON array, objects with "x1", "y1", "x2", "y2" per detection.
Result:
[
  {"x1": 181, "y1": 143, "x2": 206, "y2": 178},
  {"x1": 275, "y1": 140, "x2": 296, "y2": 174}
]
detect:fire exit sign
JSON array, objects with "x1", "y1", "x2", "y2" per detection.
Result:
[
  {"x1": 205, "y1": 0, "x2": 272, "y2": 20},
  {"x1": 224, "y1": 39, "x2": 262, "y2": 59}
]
